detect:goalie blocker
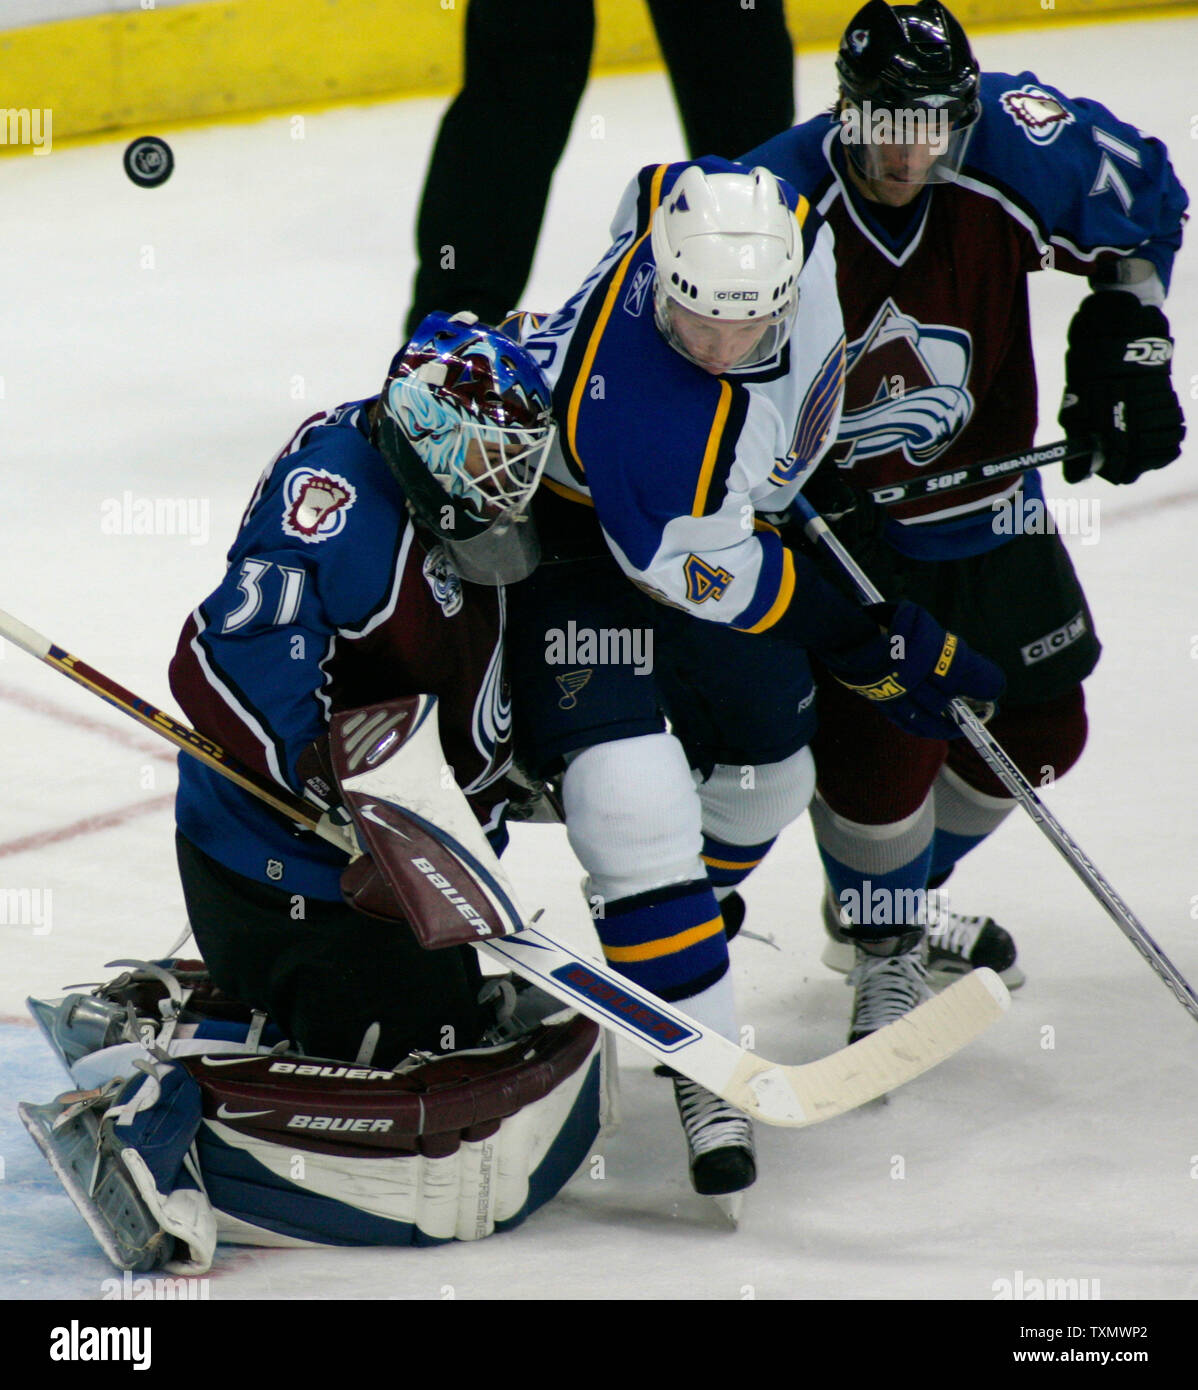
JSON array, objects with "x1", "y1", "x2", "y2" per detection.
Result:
[{"x1": 20, "y1": 962, "x2": 603, "y2": 1271}]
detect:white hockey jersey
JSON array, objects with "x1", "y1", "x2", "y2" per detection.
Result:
[{"x1": 518, "y1": 157, "x2": 846, "y2": 634}]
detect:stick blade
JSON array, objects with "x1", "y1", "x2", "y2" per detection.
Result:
[{"x1": 730, "y1": 967, "x2": 1010, "y2": 1127}]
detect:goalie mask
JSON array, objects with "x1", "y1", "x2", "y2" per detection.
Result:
[
  {"x1": 374, "y1": 312, "x2": 556, "y2": 585},
  {"x1": 836, "y1": 0, "x2": 980, "y2": 198},
  {"x1": 650, "y1": 165, "x2": 803, "y2": 373}
]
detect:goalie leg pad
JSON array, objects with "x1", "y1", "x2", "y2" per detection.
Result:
[{"x1": 186, "y1": 1014, "x2": 602, "y2": 1248}]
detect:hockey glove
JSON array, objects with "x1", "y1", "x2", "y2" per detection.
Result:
[
  {"x1": 1059, "y1": 291, "x2": 1186, "y2": 485},
  {"x1": 799, "y1": 466, "x2": 888, "y2": 556},
  {"x1": 823, "y1": 600, "x2": 1005, "y2": 741}
]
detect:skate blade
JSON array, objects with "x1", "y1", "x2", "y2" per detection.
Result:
[
  {"x1": 18, "y1": 1099, "x2": 169, "y2": 1272},
  {"x1": 711, "y1": 1192, "x2": 744, "y2": 1227}
]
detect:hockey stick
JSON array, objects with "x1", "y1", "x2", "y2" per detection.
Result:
[
  {"x1": 791, "y1": 495, "x2": 1198, "y2": 1027},
  {"x1": 867, "y1": 439, "x2": 1092, "y2": 506},
  {"x1": 0, "y1": 605, "x2": 1009, "y2": 1126}
]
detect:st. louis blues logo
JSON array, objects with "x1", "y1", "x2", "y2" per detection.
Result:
[
  {"x1": 836, "y1": 299, "x2": 974, "y2": 468},
  {"x1": 556, "y1": 670, "x2": 592, "y2": 710},
  {"x1": 421, "y1": 544, "x2": 463, "y2": 617},
  {"x1": 281, "y1": 468, "x2": 356, "y2": 543}
]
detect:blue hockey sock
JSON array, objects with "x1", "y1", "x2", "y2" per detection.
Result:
[
  {"x1": 594, "y1": 878, "x2": 728, "y2": 1004},
  {"x1": 700, "y1": 832, "x2": 777, "y2": 895}
]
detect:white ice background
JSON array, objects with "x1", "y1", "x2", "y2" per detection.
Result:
[{"x1": 1, "y1": 14, "x2": 1196, "y2": 1302}]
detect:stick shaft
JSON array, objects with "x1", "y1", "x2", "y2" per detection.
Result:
[
  {"x1": 0, "y1": 603, "x2": 1008, "y2": 1120},
  {"x1": 0, "y1": 607, "x2": 330, "y2": 840},
  {"x1": 792, "y1": 501, "x2": 1198, "y2": 1026},
  {"x1": 868, "y1": 439, "x2": 1091, "y2": 506}
]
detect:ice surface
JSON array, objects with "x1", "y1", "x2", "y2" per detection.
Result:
[{"x1": 1, "y1": 15, "x2": 1196, "y2": 1302}]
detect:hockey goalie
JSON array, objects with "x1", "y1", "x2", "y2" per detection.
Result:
[{"x1": 19, "y1": 317, "x2": 604, "y2": 1271}]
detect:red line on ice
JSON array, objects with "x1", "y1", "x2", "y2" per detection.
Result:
[
  {"x1": 0, "y1": 794, "x2": 175, "y2": 859},
  {"x1": 0, "y1": 682, "x2": 175, "y2": 762}
]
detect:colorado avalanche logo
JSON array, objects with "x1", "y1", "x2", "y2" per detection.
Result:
[
  {"x1": 837, "y1": 299, "x2": 974, "y2": 468},
  {"x1": 422, "y1": 544, "x2": 464, "y2": 618},
  {"x1": 282, "y1": 468, "x2": 356, "y2": 543},
  {"x1": 1000, "y1": 86, "x2": 1075, "y2": 146}
]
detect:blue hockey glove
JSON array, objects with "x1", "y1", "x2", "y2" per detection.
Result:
[{"x1": 823, "y1": 600, "x2": 1005, "y2": 740}]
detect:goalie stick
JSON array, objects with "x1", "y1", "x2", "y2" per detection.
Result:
[
  {"x1": 791, "y1": 494, "x2": 1198, "y2": 1028},
  {"x1": 0, "y1": 605, "x2": 1009, "y2": 1126}
]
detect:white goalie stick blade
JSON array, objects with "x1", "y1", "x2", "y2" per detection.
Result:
[{"x1": 478, "y1": 925, "x2": 1010, "y2": 1128}]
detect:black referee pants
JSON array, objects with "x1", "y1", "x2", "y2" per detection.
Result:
[{"x1": 406, "y1": 0, "x2": 794, "y2": 333}]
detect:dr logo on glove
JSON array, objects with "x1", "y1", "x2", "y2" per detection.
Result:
[{"x1": 1059, "y1": 290, "x2": 1186, "y2": 486}]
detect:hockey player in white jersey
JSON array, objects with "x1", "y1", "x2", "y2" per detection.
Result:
[{"x1": 506, "y1": 160, "x2": 1004, "y2": 1200}]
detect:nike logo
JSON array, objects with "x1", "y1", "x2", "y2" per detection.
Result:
[
  {"x1": 216, "y1": 1103, "x2": 273, "y2": 1121},
  {"x1": 198, "y1": 1053, "x2": 261, "y2": 1067},
  {"x1": 359, "y1": 802, "x2": 412, "y2": 838}
]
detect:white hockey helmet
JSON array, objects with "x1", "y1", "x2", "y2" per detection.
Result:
[{"x1": 650, "y1": 165, "x2": 803, "y2": 370}]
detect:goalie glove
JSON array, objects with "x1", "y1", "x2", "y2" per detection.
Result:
[
  {"x1": 821, "y1": 600, "x2": 1005, "y2": 741},
  {"x1": 1059, "y1": 291, "x2": 1186, "y2": 486}
]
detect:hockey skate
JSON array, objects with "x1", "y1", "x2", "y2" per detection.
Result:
[
  {"x1": 670, "y1": 1072, "x2": 755, "y2": 1222},
  {"x1": 18, "y1": 1081, "x2": 172, "y2": 1272},
  {"x1": 821, "y1": 888, "x2": 1025, "y2": 989},
  {"x1": 846, "y1": 930, "x2": 933, "y2": 1046}
]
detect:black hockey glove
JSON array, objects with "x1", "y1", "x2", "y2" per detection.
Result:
[
  {"x1": 820, "y1": 600, "x2": 1005, "y2": 741},
  {"x1": 799, "y1": 467, "x2": 887, "y2": 555},
  {"x1": 1058, "y1": 291, "x2": 1185, "y2": 485},
  {"x1": 780, "y1": 467, "x2": 897, "y2": 597}
]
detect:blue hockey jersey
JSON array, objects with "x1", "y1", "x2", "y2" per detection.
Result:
[
  {"x1": 170, "y1": 402, "x2": 512, "y2": 900},
  {"x1": 743, "y1": 71, "x2": 1188, "y2": 552}
]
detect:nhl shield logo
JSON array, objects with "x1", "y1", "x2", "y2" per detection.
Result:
[
  {"x1": 282, "y1": 468, "x2": 357, "y2": 543},
  {"x1": 422, "y1": 544, "x2": 464, "y2": 617},
  {"x1": 265, "y1": 858, "x2": 284, "y2": 881}
]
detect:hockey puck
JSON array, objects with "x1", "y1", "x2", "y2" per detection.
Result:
[{"x1": 123, "y1": 136, "x2": 174, "y2": 188}]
